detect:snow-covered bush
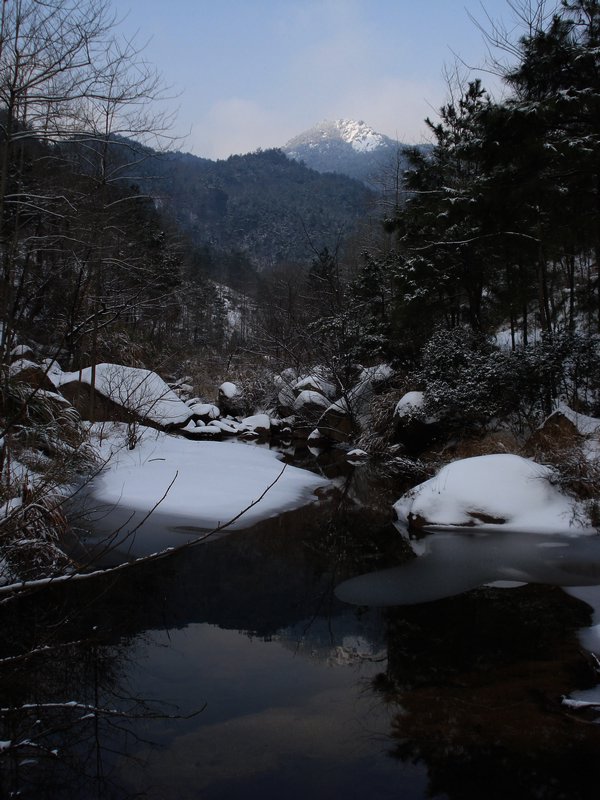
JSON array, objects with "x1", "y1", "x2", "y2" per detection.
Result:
[
  {"x1": 414, "y1": 327, "x2": 600, "y2": 435},
  {"x1": 414, "y1": 327, "x2": 514, "y2": 428}
]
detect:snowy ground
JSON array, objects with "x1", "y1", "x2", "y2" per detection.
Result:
[{"x1": 82, "y1": 424, "x2": 329, "y2": 560}]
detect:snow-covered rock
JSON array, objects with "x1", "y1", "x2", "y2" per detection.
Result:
[
  {"x1": 317, "y1": 399, "x2": 353, "y2": 442},
  {"x1": 347, "y1": 448, "x2": 368, "y2": 462},
  {"x1": 218, "y1": 381, "x2": 245, "y2": 415},
  {"x1": 274, "y1": 373, "x2": 297, "y2": 415},
  {"x1": 10, "y1": 344, "x2": 34, "y2": 361},
  {"x1": 543, "y1": 403, "x2": 600, "y2": 438},
  {"x1": 188, "y1": 402, "x2": 220, "y2": 420},
  {"x1": 293, "y1": 390, "x2": 330, "y2": 417},
  {"x1": 41, "y1": 359, "x2": 64, "y2": 387},
  {"x1": 358, "y1": 363, "x2": 394, "y2": 387},
  {"x1": 277, "y1": 388, "x2": 296, "y2": 416},
  {"x1": 395, "y1": 453, "x2": 590, "y2": 534},
  {"x1": 210, "y1": 419, "x2": 240, "y2": 435},
  {"x1": 393, "y1": 390, "x2": 439, "y2": 453},
  {"x1": 293, "y1": 374, "x2": 336, "y2": 399},
  {"x1": 527, "y1": 402, "x2": 600, "y2": 463},
  {"x1": 394, "y1": 391, "x2": 425, "y2": 419},
  {"x1": 59, "y1": 363, "x2": 192, "y2": 429},
  {"x1": 9, "y1": 359, "x2": 56, "y2": 391},
  {"x1": 240, "y1": 413, "x2": 271, "y2": 435},
  {"x1": 219, "y1": 381, "x2": 238, "y2": 399}
]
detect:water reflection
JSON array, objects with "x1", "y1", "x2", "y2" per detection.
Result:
[
  {"x1": 336, "y1": 528, "x2": 600, "y2": 606},
  {"x1": 5, "y1": 444, "x2": 600, "y2": 800},
  {"x1": 376, "y1": 583, "x2": 600, "y2": 800},
  {"x1": 0, "y1": 468, "x2": 402, "y2": 799},
  {"x1": 0, "y1": 607, "x2": 166, "y2": 800}
]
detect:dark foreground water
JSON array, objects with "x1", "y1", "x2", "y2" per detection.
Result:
[{"x1": 2, "y1": 445, "x2": 600, "y2": 799}]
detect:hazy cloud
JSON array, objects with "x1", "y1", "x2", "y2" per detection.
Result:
[{"x1": 191, "y1": 98, "x2": 296, "y2": 159}]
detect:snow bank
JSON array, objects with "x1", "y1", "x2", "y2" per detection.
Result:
[
  {"x1": 90, "y1": 425, "x2": 329, "y2": 535},
  {"x1": 60, "y1": 364, "x2": 191, "y2": 427},
  {"x1": 395, "y1": 453, "x2": 590, "y2": 533}
]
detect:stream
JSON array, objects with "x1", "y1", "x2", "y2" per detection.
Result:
[{"x1": 2, "y1": 442, "x2": 600, "y2": 799}]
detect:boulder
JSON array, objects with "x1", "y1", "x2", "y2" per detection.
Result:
[
  {"x1": 274, "y1": 373, "x2": 296, "y2": 416},
  {"x1": 58, "y1": 363, "x2": 192, "y2": 430},
  {"x1": 317, "y1": 398, "x2": 354, "y2": 443},
  {"x1": 10, "y1": 344, "x2": 35, "y2": 362},
  {"x1": 394, "y1": 453, "x2": 585, "y2": 534},
  {"x1": 179, "y1": 421, "x2": 223, "y2": 439},
  {"x1": 277, "y1": 387, "x2": 296, "y2": 416},
  {"x1": 240, "y1": 413, "x2": 271, "y2": 435},
  {"x1": 526, "y1": 403, "x2": 600, "y2": 457},
  {"x1": 293, "y1": 374, "x2": 336, "y2": 399},
  {"x1": 9, "y1": 359, "x2": 55, "y2": 392},
  {"x1": 293, "y1": 390, "x2": 330, "y2": 420},
  {"x1": 218, "y1": 381, "x2": 246, "y2": 416},
  {"x1": 347, "y1": 448, "x2": 368, "y2": 463},
  {"x1": 188, "y1": 401, "x2": 221, "y2": 421},
  {"x1": 358, "y1": 363, "x2": 394, "y2": 390},
  {"x1": 393, "y1": 391, "x2": 440, "y2": 454}
]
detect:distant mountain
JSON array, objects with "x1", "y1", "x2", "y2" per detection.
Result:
[
  {"x1": 283, "y1": 119, "x2": 409, "y2": 185},
  {"x1": 131, "y1": 146, "x2": 373, "y2": 275}
]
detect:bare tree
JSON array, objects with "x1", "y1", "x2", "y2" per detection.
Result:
[{"x1": 0, "y1": 0, "x2": 178, "y2": 374}]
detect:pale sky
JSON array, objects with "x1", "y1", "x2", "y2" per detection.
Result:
[{"x1": 118, "y1": 0, "x2": 535, "y2": 159}]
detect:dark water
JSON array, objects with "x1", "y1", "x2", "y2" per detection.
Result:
[{"x1": 2, "y1": 444, "x2": 600, "y2": 799}]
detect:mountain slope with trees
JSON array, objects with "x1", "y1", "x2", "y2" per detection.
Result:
[{"x1": 130, "y1": 145, "x2": 374, "y2": 272}]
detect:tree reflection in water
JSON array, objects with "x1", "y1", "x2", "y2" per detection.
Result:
[
  {"x1": 375, "y1": 584, "x2": 600, "y2": 800},
  {"x1": 0, "y1": 572, "x2": 203, "y2": 800}
]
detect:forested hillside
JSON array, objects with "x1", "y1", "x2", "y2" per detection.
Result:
[
  {"x1": 3, "y1": 6, "x2": 600, "y2": 789},
  {"x1": 132, "y1": 146, "x2": 373, "y2": 271}
]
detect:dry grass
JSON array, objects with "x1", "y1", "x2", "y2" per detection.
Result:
[
  {"x1": 355, "y1": 388, "x2": 403, "y2": 456},
  {"x1": 425, "y1": 429, "x2": 525, "y2": 463},
  {"x1": 1, "y1": 379, "x2": 99, "y2": 582}
]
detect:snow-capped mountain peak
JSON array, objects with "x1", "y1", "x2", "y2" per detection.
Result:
[
  {"x1": 285, "y1": 118, "x2": 389, "y2": 154},
  {"x1": 282, "y1": 118, "x2": 409, "y2": 186}
]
